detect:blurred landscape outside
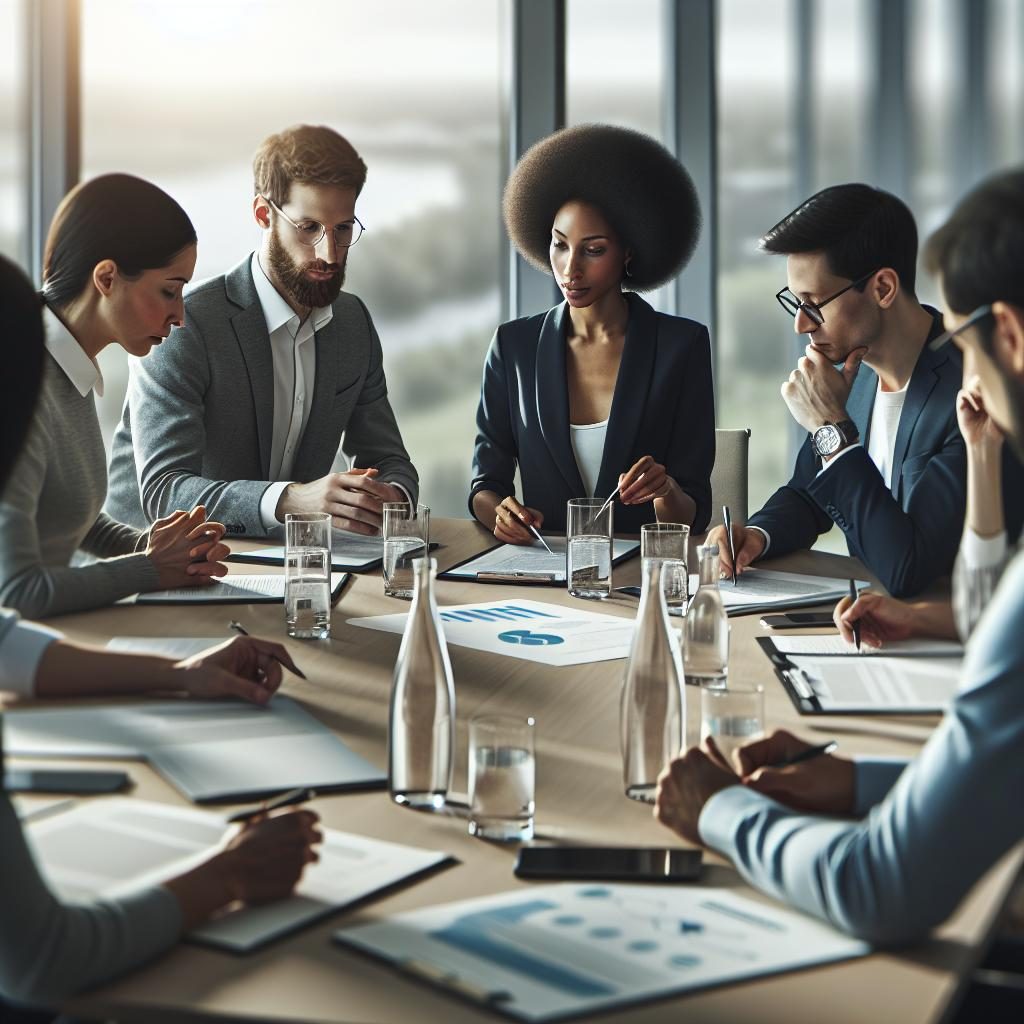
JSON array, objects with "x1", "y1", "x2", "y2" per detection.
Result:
[{"x1": 0, "y1": 0, "x2": 1020, "y2": 531}]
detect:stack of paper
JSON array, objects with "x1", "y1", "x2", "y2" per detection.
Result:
[
  {"x1": 3, "y1": 696, "x2": 385, "y2": 802},
  {"x1": 701, "y1": 569, "x2": 870, "y2": 616},
  {"x1": 27, "y1": 799, "x2": 451, "y2": 953},
  {"x1": 124, "y1": 573, "x2": 348, "y2": 605}
]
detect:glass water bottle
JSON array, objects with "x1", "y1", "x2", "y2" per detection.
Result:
[
  {"x1": 683, "y1": 543, "x2": 730, "y2": 690},
  {"x1": 620, "y1": 558, "x2": 684, "y2": 802},
  {"x1": 388, "y1": 557, "x2": 455, "y2": 810}
]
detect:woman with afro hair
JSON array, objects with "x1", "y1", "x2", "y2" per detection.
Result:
[{"x1": 469, "y1": 123, "x2": 715, "y2": 542}]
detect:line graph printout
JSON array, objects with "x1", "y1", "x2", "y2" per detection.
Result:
[
  {"x1": 335, "y1": 883, "x2": 868, "y2": 1021},
  {"x1": 348, "y1": 600, "x2": 635, "y2": 666}
]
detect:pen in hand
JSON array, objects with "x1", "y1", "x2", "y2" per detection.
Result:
[
  {"x1": 765, "y1": 741, "x2": 837, "y2": 770},
  {"x1": 723, "y1": 505, "x2": 737, "y2": 586},
  {"x1": 227, "y1": 786, "x2": 315, "y2": 825},
  {"x1": 523, "y1": 519, "x2": 554, "y2": 554},
  {"x1": 228, "y1": 620, "x2": 308, "y2": 680},
  {"x1": 848, "y1": 579, "x2": 861, "y2": 652}
]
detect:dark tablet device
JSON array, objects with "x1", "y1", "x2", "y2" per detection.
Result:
[
  {"x1": 4, "y1": 769, "x2": 133, "y2": 795},
  {"x1": 514, "y1": 846, "x2": 702, "y2": 883},
  {"x1": 759, "y1": 612, "x2": 836, "y2": 629}
]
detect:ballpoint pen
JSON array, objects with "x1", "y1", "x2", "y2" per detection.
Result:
[
  {"x1": 848, "y1": 579, "x2": 861, "y2": 652},
  {"x1": 525, "y1": 521, "x2": 554, "y2": 554},
  {"x1": 766, "y1": 740, "x2": 837, "y2": 769},
  {"x1": 228, "y1": 620, "x2": 308, "y2": 680},
  {"x1": 595, "y1": 471, "x2": 646, "y2": 519},
  {"x1": 723, "y1": 505, "x2": 737, "y2": 586},
  {"x1": 227, "y1": 786, "x2": 315, "y2": 824}
]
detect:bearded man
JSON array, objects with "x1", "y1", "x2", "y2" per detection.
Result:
[{"x1": 106, "y1": 124, "x2": 417, "y2": 537}]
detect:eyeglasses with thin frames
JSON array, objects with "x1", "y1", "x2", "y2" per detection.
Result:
[
  {"x1": 929, "y1": 304, "x2": 994, "y2": 351},
  {"x1": 775, "y1": 269, "x2": 880, "y2": 326},
  {"x1": 264, "y1": 197, "x2": 364, "y2": 249}
]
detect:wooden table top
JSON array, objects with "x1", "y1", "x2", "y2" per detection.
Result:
[{"x1": 13, "y1": 517, "x2": 1019, "y2": 1024}]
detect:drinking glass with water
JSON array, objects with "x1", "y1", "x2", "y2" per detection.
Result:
[
  {"x1": 640, "y1": 522, "x2": 690, "y2": 615},
  {"x1": 284, "y1": 513, "x2": 332, "y2": 639},
  {"x1": 700, "y1": 684, "x2": 765, "y2": 767},
  {"x1": 566, "y1": 497, "x2": 613, "y2": 599},
  {"x1": 383, "y1": 503, "x2": 430, "y2": 599},
  {"x1": 468, "y1": 714, "x2": 536, "y2": 842}
]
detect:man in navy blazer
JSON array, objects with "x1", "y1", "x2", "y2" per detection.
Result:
[{"x1": 709, "y1": 184, "x2": 967, "y2": 598}]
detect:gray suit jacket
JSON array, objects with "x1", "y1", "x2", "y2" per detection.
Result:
[{"x1": 105, "y1": 256, "x2": 417, "y2": 536}]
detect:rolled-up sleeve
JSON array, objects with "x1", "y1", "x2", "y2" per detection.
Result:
[{"x1": 0, "y1": 609, "x2": 61, "y2": 698}]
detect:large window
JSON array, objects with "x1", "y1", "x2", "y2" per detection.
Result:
[
  {"x1": 81, "y1": 0, "x2": 504, "y2": 516},
  {"x1": 0, "y1": 0, "x2": 27, "y2": 269},
  {"x1": 991, "y1": 0, "x2": 1024, "y2": 172},
  {"x1": 717, "y1": 0, "x2": 798, "y2": 514}
]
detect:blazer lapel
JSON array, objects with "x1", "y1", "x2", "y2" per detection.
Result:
[
  {"x1": 594, "y1": 293, "x2": 657, "y2": 498},
  {"x1": 535, "y1": 303, "x2": 585, "y2": 496},
  {"x1": 889, "y1": 317, "x2": 948, "y2": 493},
  {"x1": 226, "y1": 259, "x2": 275, "y2": 477}
]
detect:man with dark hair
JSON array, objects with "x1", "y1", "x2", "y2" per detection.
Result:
[
  {"x1": 106, "y1": 124, "x2": 418, "y2": 538},
  {"x1": 653, "y1": 170, "x2": 1024, "y2": 981},
  {"x1": 707, "y1": 183, "x2": 966, "y2": 597}
]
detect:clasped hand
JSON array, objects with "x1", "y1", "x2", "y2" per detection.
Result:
[
  {"x1": 781, "y1": 343, "x2": 865, "y2": 434},
  {"x1": 147, "y1": 505, "x2": 229, "y2": 589},
  {"x1": 282, "y1": 468, "x2": 406, "y2": 535},
  {"x1": 654, "y1": 729, "x2": 856, "y2": 845}
]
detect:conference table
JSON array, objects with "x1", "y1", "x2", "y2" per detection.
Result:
[{"x1": 10, "y1": 517, "x2": 1022, "y2": 1024}]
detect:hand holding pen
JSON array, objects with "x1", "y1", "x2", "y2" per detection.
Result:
[
  {"x1": 492, "y1": 496, "x2": 548, "y2": 548},
  {"x1": 228, "y1": 621, "x2": 307, "y2": 680}
]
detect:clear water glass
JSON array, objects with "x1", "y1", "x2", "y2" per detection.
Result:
[
  {"x1": 566, "y1": 497, "x2": 612, "y2": 599},
  {"x1": 284, "y1": 513, "x2": 331, "y2": 639},
  {"x1": 468, "y1": 714, "x2": 536, "y2": 842},
  {"x1": 640, "y1": 522, "x2": 690, "y2": 615},
  {"x1": 700, "y1": 684, "x2": 765, "y2": 769},
  {"x1": 383, "y1": 502, "x2": 429, "y2": 599}
]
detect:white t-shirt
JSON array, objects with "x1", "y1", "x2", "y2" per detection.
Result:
[
  {"x1": 570, "y1": 420, "x2": 608, "y2": 498},
  {"x1": 866, "y1": 380, "x2": 908, "y2": 489}
]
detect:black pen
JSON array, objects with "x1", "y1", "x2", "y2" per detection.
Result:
[
  {"x1": 848, "y1": 579, "x2": 861, "y2": 652},
  {"x1": 723, "y1": 505, "x2": 737, "y2": 586},
  {"x1": 227, "y1": 786, "x2": 315, "y2": 825},
  {"x1": 228, "y1": 620, "x2": 308, "y2": 680},
  {"x1": 767, "y1": 741, "x2": 837, "y2": 769}
]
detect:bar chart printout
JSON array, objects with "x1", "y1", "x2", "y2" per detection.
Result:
[{"x1": 335, "y1": 883, "x2": 869, "y2": 1021}]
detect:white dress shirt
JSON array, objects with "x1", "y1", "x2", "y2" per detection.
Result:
[
  {"x1": 251, "y1": 254, "x2": 333, "y2": 530},
  {"x1": 0, "y1": 608, "x2": 61, "y2": 697},
  {"x1": 43, "y1": 306, "x2": 104, "y2": 398}
]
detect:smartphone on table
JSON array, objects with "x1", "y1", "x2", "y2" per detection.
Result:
[
  {"x1": 759, "y1": 612, "x2": 836, "y2": 630},
  {"x1": 514, "y1": 846, "x2": 702, "y2": 882},
  {"x1": 4, "y1": 769, "x2": 133, "y2": 795}
]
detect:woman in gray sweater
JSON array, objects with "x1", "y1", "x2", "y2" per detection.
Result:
[
  {"x1": 0, "y1": 174, "x2": 230, "y2": 618},
  {"x1": 0, "y1": 254, "x2": 321, "y2": 1021}
]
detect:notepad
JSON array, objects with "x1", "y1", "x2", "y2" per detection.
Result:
[
  {"x1": 126, "y1": 572, "x2": 348, "y2": 605},
  {"x1": 26, "y1": 798, "x2": 452, "y2": 953},
  {"x1": 768, "y1": 635, "x2": 964, "y2": 658},
  {"x1": 758, "y1": 637, "x2": 962, "y2": 714},
  {"x1": 334, "y1": 883, "x2": 868, "y2": 1021},
  {"x1": 2, "y1": 696, "x2": 386, "y2": 802},
  {"x1": 440, "y1": 537, "x2": 640, "y2": 585},
  {"x1": 698, "y1": 569, "x2": 871, "y2": 616}
]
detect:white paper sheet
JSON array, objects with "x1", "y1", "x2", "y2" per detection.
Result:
[
  {"x1": 2, "y1": 696, "x2": 386, "y2": 802},
  {"x1": 335, "y1": 883, "x2": 869, "y2": 1022},
  {"x1": 107, "y1": 637, "x2": 219, "y2": 659},
  {"x1": 9, "y1": 795, "x2": 76, "y2": 823},
  {"x1": 348, "y1": 599, "x2": 636, "y2": 666},
  {"x1": 787, "y1": 654, "x2": 963, "y2": 712},
  {"x1": 128, "y1": 573, "x2": 348, "y2": 605},
  {"x1": 26, "y1": 799, "x2": 450, "y2": 953},
  {"x1": 770, "y1": 635, "x2": 964, "y2": 657},
  {"x1": 443, "y1": 537, "x2": 639, "y2": 583},
  {"x1": 695, "y1": 569, "x2": 870, "y2": 615},
  {"x1": 231, "y1": 531, "x2": 385, "y2": 571}
]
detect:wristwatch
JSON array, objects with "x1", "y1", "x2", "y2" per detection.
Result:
[{"x1": 812, "y1": 419, "x2": 859, "y2": 458}]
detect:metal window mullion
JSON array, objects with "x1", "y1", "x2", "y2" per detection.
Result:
[
  {"x1": 954, "y1": 0, "x2": 990, "y2": 189},
  {"x1": 507, "y1": 0, "x2": 565, "y2": 319},
  {"x1": 27, "y1": 0, "x2": 80, "y2": 285},
  {"x1": 662, "y1": 0, "x2": 717, "y2": 376},
  {"x1": 868, "y1": 0, "x2": 910, "y2": 201}
]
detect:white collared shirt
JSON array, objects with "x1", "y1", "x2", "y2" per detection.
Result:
[
  {"x1": 250, "y1": 253, "x2": 333, "y2": 529},
  {"x1": 43, "y1": 305, "x2": 104, "y2": 398}
]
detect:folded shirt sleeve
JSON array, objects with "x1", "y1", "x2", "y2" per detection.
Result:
[{"x1": 0, "y1": 608, "x2": 61, "y2": 698}]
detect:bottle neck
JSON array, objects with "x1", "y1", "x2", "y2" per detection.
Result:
[
  {"x1": 411, "y1": 559, "x2": 437, "y2": 606},
  {"x1": 698, "y1": 551, "x2": 720, "y2": 588}
]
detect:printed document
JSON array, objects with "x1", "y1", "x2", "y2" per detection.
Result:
[
  {"x1": 231, "y1": 531, "x2": 386, "y2": 572},
  {"x1": 128, "y1": 572, "x2": 347, "y2": 604},
  {"x1": 695, "y1": 569, "x2": 870, "y2": 615},
  {"x1": 349, "y1": 599, "x2": 636, "y2": 666},
  {"x1": 335, "y1": 883, "x2": 868, "y2": 1021},
  {"x1": 27, "y1": 799, "x2": 450, "y2": 953},
  {"x1": 769, "y1": 635, "x2": 964, "y2": 657},
  {"x1": 443, "y1": 537, "x2": 639, "y2": 583}
]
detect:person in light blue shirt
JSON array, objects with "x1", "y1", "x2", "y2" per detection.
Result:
[{"x1": 654, "y1": 168, "x2": 1024, "y2": 961}]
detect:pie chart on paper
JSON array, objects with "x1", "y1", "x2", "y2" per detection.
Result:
[{"x1": 497, "y1": 629, "x2": 565, "y2": 647}]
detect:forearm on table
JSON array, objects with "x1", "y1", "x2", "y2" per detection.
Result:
[
  {"x1": 160, "y1": 853, "x2": 235, "y2": 932},
  {"x1": 907, "y1": 599, "x2": 958, "y2": 641},
  {"x1": 34, "y1": 642, "x2": 180, "y2": 699},
  {"x1": 471, "y1": 490, "x2": 505, "y2": 530}
]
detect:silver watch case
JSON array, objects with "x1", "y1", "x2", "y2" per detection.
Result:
[{"x1": 812, "y1": 423, "x2": 846, "y2": 458}]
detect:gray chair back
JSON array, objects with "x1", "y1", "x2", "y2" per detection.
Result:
[{"x1": 707, "y1": 428, "x2": 751, "y2": 529}]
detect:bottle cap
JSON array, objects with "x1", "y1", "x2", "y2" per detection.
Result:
[{"x1": 697, "y1": 543, "x2": 720, "y2": 557}]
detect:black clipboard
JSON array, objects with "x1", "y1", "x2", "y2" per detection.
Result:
[
  {"x1": 437, "y1": 539, "x2": 640, "y2": 587},
  {"x1": 756, "y1": 636, "x2": 950, "y2": 716}
]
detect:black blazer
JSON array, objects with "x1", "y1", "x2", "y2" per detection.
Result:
[
  {"x1": 749, "y1": 310, "x2": 968, "y2": 597},
  {"x1": 469, "y1": 293, "x2": 715, "y2": 534}
]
